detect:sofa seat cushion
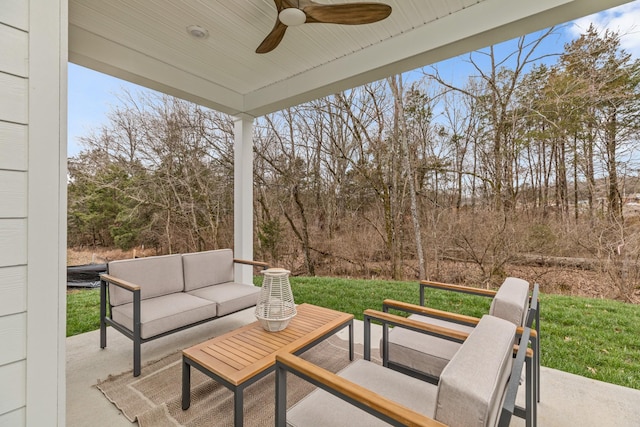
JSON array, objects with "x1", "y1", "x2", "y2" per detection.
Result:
[
  {"x1": 386, "y1": 314, "x2": 475, "y2": 378},
  {"x1": 108, "y1": 254, "x2": 184, "y2": 306},
  {"x1": 287, "y1": 359, "x2": 437, "y2": 427},
  {"x1": 489, "y1": 277, "x2": 530, "y2": 326},
  {"x1": 435, "y1": 315, "x2": 516, "y2": 427},
  {"x1": 111, "y1": 293, "x2": 217, "y2": 339},
  {"x1": 182, "y1": 249, "x2": 235, "y2": 292},
  {"x1": 187, "y1": 283, "x2": 260, "y2": 316}
]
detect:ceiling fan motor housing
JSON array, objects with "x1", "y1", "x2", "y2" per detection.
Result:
[{"x1": 279, "y1": 8, "x2": 307, "y2": 26}]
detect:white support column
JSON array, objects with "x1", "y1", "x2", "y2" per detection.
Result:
[
  {"x1": 233, "y1": 115, "x2": 255, "y2": 285},
  {"x1": 26, "y1": 0, "x2": 68, "y2": 424}
]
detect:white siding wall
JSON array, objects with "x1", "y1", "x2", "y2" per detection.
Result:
[
  {"x1": 0, "y1": 0, "x2": 67, "y2": 425},
  {"x1": 0, "y1": 2, "x2": 29, "y2": 423}
]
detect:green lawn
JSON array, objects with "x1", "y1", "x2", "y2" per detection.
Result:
[
  {"x1": 67, "y1": 288, "x2": 102, "y2": 337},
  {"x1": 68, "y1": 276, "x2": 640, "y2": 390}
]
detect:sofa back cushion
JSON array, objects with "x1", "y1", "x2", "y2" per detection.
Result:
[
  {"x1": 489, "y1": 277, "x2": 530, "y2": 327},
  {"x1": 435, "y1": 315, "x2": 516, "y2": 427},
  {"x1": 108, "y1": 254, "x2": 184, "y2": 306},
  {"x1": 182, "y1": 249, "x2": 234, "y2": 292}
]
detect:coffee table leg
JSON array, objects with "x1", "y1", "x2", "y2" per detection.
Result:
[
  {"x1": 182, "y1": 358, "x2": 191, "y2": 410},
  {"x1": 234, "y1": 388, "x2": 243, "y2": 427}
]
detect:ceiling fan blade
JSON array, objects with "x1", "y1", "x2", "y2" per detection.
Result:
[
  {"x1": 304, "y1": 3, "x2": 391, "y2": 25},
  {"x1": 256, "y1": 20, "x2": 288, "y2": 53}
]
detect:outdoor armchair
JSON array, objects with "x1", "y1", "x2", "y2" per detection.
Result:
[
  {"x1": 384, "y1": 277, "x2": 540, "y2": 404},
  {"x1": 276, "y1": 313, "x2": 534, "y2": 427}
]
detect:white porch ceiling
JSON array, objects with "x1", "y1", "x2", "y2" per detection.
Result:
[{"x1": 69, "y1": 0, "x2": 632, "y2": 117}]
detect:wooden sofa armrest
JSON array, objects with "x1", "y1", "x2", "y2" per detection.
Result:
[
  {"x1": 100, "y1": 273, "x2": 140, "y2": 292},
  {"x1": 275, "y1": 352, "x2": 446, "y2": 427},
  {"x1": 233, "y1": 258, "x2": 270, "y2": 269},
  {"x1": 99, "y1": 272, "x2": 144, "y2": 375}
]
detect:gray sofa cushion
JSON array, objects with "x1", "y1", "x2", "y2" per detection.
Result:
[
  {"x1": 182, "y1": 249, "x2": 234, "y2": 292},
  {"x1": 489, "y1": 277, "x2": 530, "y2": 326},
  {"x1": 111, "y1": 293, "x2": 217, "y2": 339},
  {"x1": 108, "y1": 254, "x2": 184, "y2": 306},
  {"x1": 435, "y1": 315, "x2": 516, "y2": 427},
  {"x1": 187, "y1": 283, "x2": 260, "y2": 316},
  {"x1": 287, "y1": 359, "x2": 438, "y2": 427},
  {"x1": 386, "y1": 314, "x2": 475, "y2": 378}
]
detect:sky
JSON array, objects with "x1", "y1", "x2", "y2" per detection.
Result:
[{"x1": 67, "y1": 1, "x2": 640, "y2": 158}]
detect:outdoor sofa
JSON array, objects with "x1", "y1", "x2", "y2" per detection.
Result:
[
  {"x1": 276, "y1": 313, "x2": 534, "y2": 426},
  {"x1": 99, "y1": 249, "x2": 268, "y2": 376}
]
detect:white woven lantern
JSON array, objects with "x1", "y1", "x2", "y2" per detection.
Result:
[{"x1": 255, "y1": 268, "x2": 296, "y2": 332}]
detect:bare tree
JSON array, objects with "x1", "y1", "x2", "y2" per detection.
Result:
[
  {"x1": 388, "y1": 75, "x2": 426, "y2": 279},
  {"x1": 428, "y1": 28, "x2": 558, "y2": 212}
]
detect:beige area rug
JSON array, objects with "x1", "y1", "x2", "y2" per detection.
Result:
[{"x1": 96, "y1": 335, "x2": 376, "y2": 426}]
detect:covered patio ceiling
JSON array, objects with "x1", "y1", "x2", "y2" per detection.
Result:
[{"x1": 69, "y1": 0, "x2": 632, "y2": 118}]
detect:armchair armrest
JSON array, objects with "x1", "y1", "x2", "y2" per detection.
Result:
[
  {"x1": 363, "y1": 308, "x2": 469, "y2": 364},
  {"x1": 364, "y1": 309, "x2": 470, "y2": 342},
  {"x1": 275, "y1": 352, "x2": 446, "y2": 427},
  {"x1": 100, "y1": 273, "x2": 140, "y2": 292},
  {"x1": 233, "y1": 258, "x2": 270, "y2": 269},
  {"x1": 384, "y1": 299, "x2": 481, "y2": 327},
  {"x1": 383, "y1": 299, "x2": 537, "y2": 339},
  {"x1": 420, "y1": 280, "x2": 496, "y2": 306},
  {"x1": 420, "y1": 280, "x2": 497, "y2": 296},
  {"x1": 514, "y1": 344, "x2": 534, "y2": 359},
  {"x1": 364, "y1": 308, "x2": 534, "y2": 375}
]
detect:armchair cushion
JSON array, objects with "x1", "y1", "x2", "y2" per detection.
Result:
[
  {"x1": 111, "y1": 293, "x2": 217, "y2": 339},
  {"x1": 488, "y1": 277, "x2": 530, "y2": 327},
  {"x1": 108, "y1": 254, "x2": 184, "y2": 306},
  {"x1": 435, "y1": 315, "x2": 516, "y2": 427},
  {"x1": 386, "y1": 315, "x2": 475, "y2": 378},
  {"x1": 182, "y1": 249, "x2": 234, "y2": 291}
]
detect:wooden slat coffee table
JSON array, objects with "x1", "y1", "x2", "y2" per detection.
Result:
[{"x1": 181, "y1": 303, "x2": 354, "y2": 426}]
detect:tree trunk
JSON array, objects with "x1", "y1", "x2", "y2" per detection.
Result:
[{"x1": 388, "y1": 75, "x2": 426, "y2": 279}]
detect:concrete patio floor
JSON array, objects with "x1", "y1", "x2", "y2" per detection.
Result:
[{"x1": 66, "y1": 307, "x2": 640, "y2": 426}]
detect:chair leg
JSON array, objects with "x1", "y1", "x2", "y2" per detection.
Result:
[
  {"x1": 133, "y1": 335, "x2": 141, "y2": 377},
  {"x1": 535, "y1": 305, "x2": 541, "y2": 403},
  {"x1": 133, "y1": 289, "x2": 141, "y2": 377},
  {"x1": 100, "y1": 320, "x2": 107, "y2": 349},
  {"x1": 526, "y1": 354, "x2": 536, "y2": 427},
  {"x1": 100, "y1": 280, "x2": 107, "y2": 349},
  {"x1": 382, "y1": 323, "x2": 389, "y2": 367}
]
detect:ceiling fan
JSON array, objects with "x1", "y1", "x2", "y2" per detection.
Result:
[{"x1": 256, "y1": 0, "x2": 392, "y2": 54}]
